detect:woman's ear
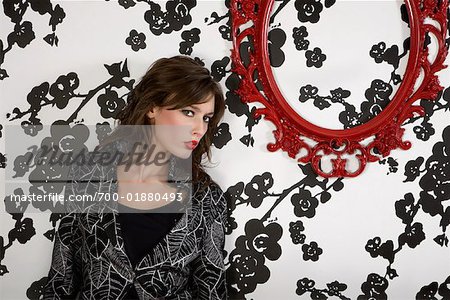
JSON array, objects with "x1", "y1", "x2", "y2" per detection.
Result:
[{"x1": 146, "y1": 107, "x2": 157, "y2": 119}]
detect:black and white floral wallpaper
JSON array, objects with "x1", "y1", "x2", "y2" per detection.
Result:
[{"x1": 1, "y1": 0, "x2": 449, "y2": 299}]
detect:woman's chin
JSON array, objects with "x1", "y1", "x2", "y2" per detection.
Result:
[{"x1": 171, "y1": 149, "x2": 193, "y2": 160}]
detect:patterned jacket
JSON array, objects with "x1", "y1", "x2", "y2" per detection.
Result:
[{"x1": 43, "y1": 144, "x2": 227, "y2": 300}]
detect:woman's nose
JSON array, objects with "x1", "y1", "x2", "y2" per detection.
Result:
[{"x1": 192, "y1": 118, "x2": 207, "y2": 138}]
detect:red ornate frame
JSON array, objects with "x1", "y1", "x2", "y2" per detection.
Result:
[{"x1": 230, "y1": 0, "x2": 449, "y2": 177}]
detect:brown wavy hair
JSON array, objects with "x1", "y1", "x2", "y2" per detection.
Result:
[{"x1": 102, "y1": 56, "x2": 225, "y2": 188}]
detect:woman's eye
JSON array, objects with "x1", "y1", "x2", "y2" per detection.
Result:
[
  {"x1": 203, "y1": 116, "x2": 211, "y2": 123},
  {"x1": 182, "y1": 110, "x2": 194, "y2": 117}
]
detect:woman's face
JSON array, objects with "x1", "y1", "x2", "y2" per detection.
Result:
[{"x1": 146, "y1": 93, "x2": 215, "y2": 159}]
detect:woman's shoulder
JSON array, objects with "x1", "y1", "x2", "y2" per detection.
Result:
[
  {"x1": 193, "y1": 176, "x2": 224, "y2": 198},
  {"x1": 206, "y1": 180, "x2": 225, "y2": 199}
]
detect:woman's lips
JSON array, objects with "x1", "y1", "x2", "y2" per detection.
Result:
[{"x1": 184, "y1": 140, "x2": 198, "y2": 150}]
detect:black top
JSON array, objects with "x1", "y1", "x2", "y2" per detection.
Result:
[{"x1": 117, "y1": 201, "x2": 184, "y2": 299}]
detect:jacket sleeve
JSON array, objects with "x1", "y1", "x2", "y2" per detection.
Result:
[
  {"x1": 189, "y1": 183, "x2": 228, "y2": 300},
  {"x1": 43, "y1": 165, "x2": 83, "y2": 299}
]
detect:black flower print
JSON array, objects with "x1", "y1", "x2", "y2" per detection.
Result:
[
  {"x1": 359, "y1": 79, "x2": 392, "y2": 123},
  {"x1": 382, "y1": 45, "x2": 400, "y2": 68},
  {"x1": 305, "y1": 47, "x2": 326, "y2": 68},
  {"x1": 434, "y1": 233, "x2": 449, "y2": 247},
  {"x1": 289, "y1": 220, "x2": 305, "y2": 244},
  {"x1": 225, "y1": 216, "x2": 238, "y2": 235},
  {"x1": 299, "y1": 84, "x2": 319, "y2": 102},
  {"x1": 224, "y1": 182, "x2": 243, "y2": 235},
  {"x1": 292, "y1": 25, "x2": 310, "y2": 52},
  {"x1": 421, "y1": 160, "x2": 449, "y2": 200},
  {"x1": 295, "y1": 277, "x2": 350, "y2": 300},
  {"x1": 43, "y1": 32, "x2": 58, "y2": 47},
  {"x1": 368, "y1": 240, "x2": 394, "y2": 264},
  {"x1": 313, "y1": 96, "x2": 330, "y2": 110},
  {"x1": 8, "y1": 21, "x2": 35, "y2": 48},
  {"x1": 211, "y1": 57, "x2": 230, "y2": 82},
  {"x1": 404, "y1": 157, "x2": 424, "y2": 182},
  {"x1": 27, "y1": 124, "x2": 90, "y2": 195},
  {"x1": 295, "y1": 0, "x2": 323, "y2": 23},
  {"x1": 268, "y1": 28, "x2": 286, "y2": 67},
  {"x1": 9, "y1": 218, "x2": 36, "y2": 244},
  {"x1": 227, "y1": 236, "x2": 270, "y2": 294},
  {"x1": 27, "y1": 82, "x2": 50, "y2": 113},
  {"x1": 49, "y1": 123, "x2": 90, "y2": 155},
  {"x1": 95, "y1": 122, "x2": 112, "y2": 143},
  {"x1": 438, "y1": 276, "x2": 450, "y2": 298},
  {"x1": 49, "y1": 4, "x2": 65, "y2": 30},
  {"x1": 293, "y1": 26, "x2": 308, "y2": 40},
  {"x1": 244, "y1": 219, "x2": 282, "y2": 260},
  {"x1": 125, "y1": 29, "x2": 146, "y2": 51},
  {"x1": 418, "y1": 191, "x2": 443, "y2": 217},
  {"x1": 30, "y1": 0, "x2": 51, "y2": 15},
  {"x1": 12, "y1": 151, "x2": 33, "y2": 178},
  {"x1": 294, "y1": 39, "x2": 310, "y2": 51},
  {"x1": 97, "y1": 90, "x2": 126, "y2": 119},
  {"x1": 330, "y1": 87, "x2": 351, "y2": 104},
  {"x1": 413, "y1": 121, "x2": 435, "y2": 141},
  {"x1": 443, "y1": 86, "x2": 450, "y2": 106},
  {"x1": 357, "y1": 273, "x2": 388, "y2": 300},
  {"x1": 4, "y1": 188, "x2": 30, "y2": 216},
  {"x1": 226, "y1": 182, "x2": 244, "y2": 207},
  {"x1": 365, "y1": 237, "x2": 382, "y2": 258},
  {"x1": 419, "y1": 126, "x2": 450, "y2": 201},
  {"x1": 20, "y1": 120, "x2": 43, "y2": 138},
  {"x1": 28, "y1": 185, "x2": 54, "y2": 212},
  {"x1": 379, "y1": 157, "x2": 399, "y2": 174},
  {"x1": 144, "y1": 0, "x2": 196, "y2": 35},
  {"x1": 179, "y1": 27, "x2": 200, "y2": 55},
  {"x1": 441, "y1": 207, "x2": 450, "y2": 231},
  {"x1": 398, "y1": 222, "x2": 426, "y2": 248},
  {"x1": 205, "y1": 6, "x2": 232, "y2": 40},
  {"x1": 291, "y1": 189, "x2": 319, "y2": 218},
  {"x1": 181, "y1": 27, "x2": 200, "y2": 43},
  {"x1": 363, "y1": 79, "x2": 392, "y2": 106},
  {"x1": 26, "y1": 276, "x2": 47, "y2": 299},
  {"x1": 144, "y1": 2, "x2": 168, "y2": 35},
  {"x1": 118, "y1": 0, "x2": 136, "y2": 9},
  {"x1": 370, "y1": 42, "x2": 386, "y2": 63},
  {"x1": 244, "y1": 172, "x2": 274, "y2": 208},
  {"x1": 212, "y1": 122, "x2": 232, "y2": 149},
  {"x1": 301, "y1": 241, "x2": 323, "y2": 261},
  {"x1": 339, "y1": 105, "x2": 363, "y2": 129},
  {"x1": 0, "y1": 153, "x2": 6, "y2": 169},
  {"x1": 166, "y1": 0, "x2": 196, "y2": 32},
  {"x1": 311, "y1": 291, "x2": 327, "y2": 300},
  {"x1": 327, "y1": 281, "x2": 348, "y2": 296},
  {"x1": 296, "y1": 277, "x2": 315, "y2": 295},
  {"x1": 1, "y1": 0, "x2": 66, "y2": 79},
  {"x1": 3, "y1": 0, "x2": 28, "y2": 23},
  {"x1": 395, "y1": 193, "x2": 418, "y2": 224},
  {"x1": 50, "y1": 72, "x2": 79, "y2": 109},
  {"x1": 416, "y1": 282, "x2": 438, "y2": 299},
  {"x1": 219, "y1": 22, "x2": 231, "y2": 41},
  {"x1": 225, "y1": 90, "x2": 248, "y2": 116},
  {"x1": 0, "y1": 69, "x2": 8, "y2": 80}
]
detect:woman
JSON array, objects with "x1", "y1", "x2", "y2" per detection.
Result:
[{"x1": 44, "y1": 56, "x2": 228, "y2": 299}]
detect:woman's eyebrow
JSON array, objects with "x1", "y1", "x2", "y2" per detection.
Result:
[{"x1": 189, "y1": 105, "x2": 214, "y2": 115}]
